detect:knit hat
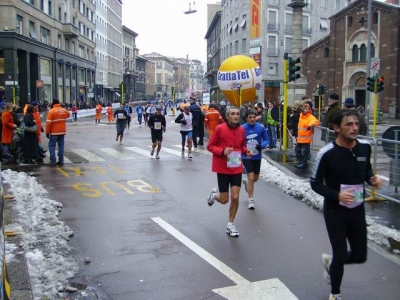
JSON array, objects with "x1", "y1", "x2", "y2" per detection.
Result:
[
  {"x1": 329, "y1": 93, "x2": 339, "y2": 100},
  {"x1": 343, "y1": 98, "x2": 355, "y2": 108}
]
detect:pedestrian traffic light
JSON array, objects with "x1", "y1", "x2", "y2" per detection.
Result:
[
  {"x1": 288, "y1": 57, "x2": 301, "y2": 82},
  {"x1": 377, "y1": 76, "x2": 385, "y2": 93},
  {"x1": 367, "y1": 76, "x2": 376, "y2": 93},
  {"x1": 15, "y1": 85, "x2": 20, "y2": 96},
  {"x1": 317, "y1": 84, "x2": 326, "y2": 95}
]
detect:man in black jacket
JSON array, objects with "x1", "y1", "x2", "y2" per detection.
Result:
[
  {"x1": 189, "y1": 97, "x2": 204, "y2": 147},
  {"x1": 310, "y1": 110, "x2": 382, "y2": 300}
]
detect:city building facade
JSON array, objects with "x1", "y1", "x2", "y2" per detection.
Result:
[
  {"x1": 94, "y1": 0, "x2": 108, "y2": 102},
  {"x1": 188, "y1": 59, "x2": 205, "y2": 95},
  {"x1": 142, "y1": 52, "x2": 174, "y2": 99},
  {"x1": 172, "y1": 59, "x2": 190, "y2": 100},
  {"x1": 220, "y1": 0, "x2": 348, "y2": 104},
  {"x1": 205, "y1": 10, "x2": 222, "y2": 102},
  {"x1": 144, "y1": 58, "x2": 155, "y2": 99},
  {"x1": 122, "y1": 25, "x2": 137, "y2": 101},
  {"x1": 0, "y1": 0, "x2": 96, "y2": 105},
  {"x1": 303, "y1": 0, "x2": 400, "y2": 119}
]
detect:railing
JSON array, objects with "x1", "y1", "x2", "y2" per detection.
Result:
[
  {"x1": 267, "y1": 23, "x2": 280, "y2": 31},
  {"x1": 303, "y1": 27, "x2": 312, "y2": 34},
  {"x1": 310, "y1": 126, "x2": 400, "y2": 204},
  {"x1": 268, "y1": 0, "x2": 280, "y2": 6}
]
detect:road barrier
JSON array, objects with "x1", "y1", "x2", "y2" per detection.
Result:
[{"x1": 0, "y1": 166, "x2": 11, "y2": 300}]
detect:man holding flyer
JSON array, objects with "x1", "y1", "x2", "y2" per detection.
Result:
[{"x1": 310, "y1": 110, "x2": 383, "y2": 300}]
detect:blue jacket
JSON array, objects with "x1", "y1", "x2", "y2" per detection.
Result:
[{"x1": 242, "y1": 122, "x2": 269, "y2": 160}]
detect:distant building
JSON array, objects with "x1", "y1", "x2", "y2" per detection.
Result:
[
  {"x1": 303, "y1": 0, "x2": 400, "y2": 118},
  {"x1": 0, "y1": 0, "x2": 96, "y2": 105}
]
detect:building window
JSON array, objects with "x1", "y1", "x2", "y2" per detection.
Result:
[
  {"x1": 65, "y1": 38, "x2": 69, "y2": 52},
  {"x1": 373, "y1": 12, "x2": 378, "y2": 24},
  {"x1": 72, "y1": 17, "x2": 76, "y2": 25},
  {"x1": 352, "y1": 45, "x2": 359, "y2": 62},
  {"x1": 335, "y1": 0, "x2": 340, "y2": 10},
  {"x1": 302, "y1": 15, "x2": 309, "y2": 33},
  {"x1": 285, "y1": 13, "x2": 293, "y2": 33},
  {"x1": 79, "y1": 45, "x2": 84, "y2": 58},
  {"x1": 40, "y1": 0, "x2": 44, "y2": 11},
  {"x1": 320, "y1": 18, "x2": 328, "y2": 31},
  {"x1": 72, "y1": 41, "x2": 75, "y2": 54},
  {"x1": 371, "y1": 43, "x2": 375, "y2": 58},
  {"x1": 360, "y1": 44, "x2": 367, "y2": 61},
  {"x1": 235, "y1": 40, "x2": 239, "y2": 55},
  {"x1": 242, "y1": 38, "x2": 246, "y2": 54},
  {"x1": 321, "y1": 0, "x2": 327, "y2": 8},
  {"x1": 58, "y1": 7, "x2": 62, "y2": 21},
  {"x1": 17, "y1": 15, "x2": 23, "y2": 34},
  {"x1": 284, "y1": 37, "x2": 292, "y2": 53},
  {"x1": 324, "y1": 47, "x2": 329, "y2": 58},
  {"x1": 348, "y1": 16, "x2": 353, "y2": 27},
  {"x1": 57, "y1": 34, "x2": 61, "y2": 48},
  {"x1": 267, "y1": 35, "x2": 278, "y2": 56},
  {"x1": 268, "y1": 10, "x2": 277, "y2": 30},
  {"x1": 302, "y1": 38, "x2": 309, "y2": 50},
  {"x1": 267, "y1": 63, "x2": 278, "y2": 75},
  {"x1": 40, "y1": 26, "x2": 50, "y2": 45},
  {"x1": 29, "y1": 21, "x2": 38, "y2": 39},
  {"x1": 79, "y1": 68, "x2": 85, "y2": 82},
  {"x1": 48, "y1": 1, "x2": 52, "y2": 16}
]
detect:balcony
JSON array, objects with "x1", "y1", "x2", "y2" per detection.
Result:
[
  {"x1": 267, "y1": 23, "x2": 280, "y2": 31},
  {"x1": 303, "y1": 27, "x2": 312, "y2": 35},
  {"x1": 62, "y1": 23, "x2": 79, "y2": 38}
]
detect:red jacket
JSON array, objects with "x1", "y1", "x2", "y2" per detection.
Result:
[
  {"x1": 207, "y1": 123, "x2": 247, "y2": 174},
  {"x1": 1, "y1": 111, "x2": 15, "y2": 144}
]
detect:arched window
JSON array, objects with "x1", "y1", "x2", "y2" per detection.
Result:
[
  {"x1": 360, "y1": 44, "x2": 367, "y2": 61},
  {"x1": 352, "y1": 45, "x2": 359, "y2": 62},
  {"x1": 348, "y1": 16, "x2": 353, "y2": 27},
  {"x1": 371, "y1": 43, "x2": 375, "y2": 58},
  {"x1": 373, "y1": 12, "x2": 378, "y2": 24},
  {"x1": 324, "y1": 47, "x2": 329, "y2": 58}
]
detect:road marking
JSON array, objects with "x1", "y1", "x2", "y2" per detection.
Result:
[
  {"x1": 152, "y1": 217, "x2": 298, "y2": 300},
  {"x1": 43, "y1": 155, "x2": 73, "y2": 164},
  {"x1": 71, "y1": 149, "x2": 105, "y2": 162},
  {"x1": 172, "y1": 145, "x2": 210, "y2": 155},
  {"x1": 125, "y1": 147, "x2": 153, "y2": 157},
  {"x1": 146, "y1": 146, "x2": 182, "y2": 157},
  {"x1": 99, "y1": 148, "x2": 135, "y2": 160}
]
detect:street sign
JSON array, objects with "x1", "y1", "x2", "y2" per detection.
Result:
[
  {"x1": 370, "y1": 58, "x2": 380, "y2": 76},
  {"x1": 36, "y1": 80, "x2": 43, "y2": 88},
  {"x1": 202, "y1": 92, "x2": 210, "y2": 105}
]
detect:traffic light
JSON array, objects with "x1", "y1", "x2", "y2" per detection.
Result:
[
  {"x1": 288, "y1": 57, "x2": 301, "y2": 82},
  {"x1": 171, "y1": 87, "x2": 175, "y2": 97},
  {"x1": 317, "y1": 84, "x2": 326, "y2": 95},
  {"x1": 236, "y1": 85, "x2": 241, "y2": 95},
  {"x1": 367, "y1": 76, "x2": 376, "y2": 93},
  {"x1": 119, "y1": 82, "x2": 124, "y2": 91},
  {"x1": 15, "y1": 85, "x2": 20, "y2": 96},
  {"x1": 377, "y1": 76, "x2": 385, "y2": 93}
]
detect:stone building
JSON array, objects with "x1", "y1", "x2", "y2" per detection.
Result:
[
  {"x1": 303, "y1": 0, "x2": 400, "y2": 118},
  {"x1": 0, "y1": 0, "x2": 96, "y2": 105}
]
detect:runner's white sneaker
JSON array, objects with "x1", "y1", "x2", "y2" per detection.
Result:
[
  {"x1": 322, "y1": 253, "x2": 332, "y2": 284},
  {"x1": 156, "y1": 154, "x2": 160, "y2": 159},
  {"x1": 188, "y1": 152, "x2": 193, "y2": 159},
  {"x1": 328, "y1": 294, "x2": 341, "y2": 300},
  {"x1": 207, "y1": 188, "x2": 217, "y2": 206},
  {"x1": 242, "y1": 179, "x2": 248, "y2": 192},
  {"x1": 248, "y1": 198, "x2": 255, "y2": 210},
  {"x1": 226, "y1": 223, "x2": 239, "y2": 237},
  {"x1": 181, "y1": 150, "x2": 185, "y2": 158}
]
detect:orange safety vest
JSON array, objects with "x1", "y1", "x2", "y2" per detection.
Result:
[{"x1": 297, "y1": 112, "x2": 320, "y2": 144}]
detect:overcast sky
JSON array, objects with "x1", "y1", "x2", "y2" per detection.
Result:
[{"x1": 122, "y1": 0, "x2": 218, "y2": 64}]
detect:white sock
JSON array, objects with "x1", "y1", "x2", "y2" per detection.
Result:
[{"x1": 228, "y1": 222, "x2": 233, "y2": 226}]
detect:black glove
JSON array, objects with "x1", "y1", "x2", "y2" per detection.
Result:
[
  {"x1": 46, "y1": 133, "x2": 50, "y2": 139},
  {"x1": 255, "y1": 145, "x2": 262, "y2": 151},
  {"x1": 163, "y1": 127, "x2": 166, "y2": 133}
]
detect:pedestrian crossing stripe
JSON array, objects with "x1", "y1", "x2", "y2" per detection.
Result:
[
  {"x1": 99, "y1": 148, "x2": 135, "y2": 160},
  {"x1": 72, "y1": 149, "x2": 106, "y2": 162},
  {"x1": 41, "y1": 145, "x2": 212, "y2": 164},
  {"x1": 172, "y1": 145, "x2": 210, "y2": 155}
]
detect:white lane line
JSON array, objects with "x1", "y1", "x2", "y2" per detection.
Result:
[
  {"x1": 172, "y1": 145, "x2": 210, "y2": 155},
  {"x1": 151, "y1": 217, "x2": 249, "y2": 285},
  {"x1": 71, "y1": 149, "x2": 105, "y2": 162},
  {"x1": 125, "y1": 146, "x2": 154, "y2": 157},
  {"x1": 99, "y1": 148, "x2": 135, "y2": 160}
]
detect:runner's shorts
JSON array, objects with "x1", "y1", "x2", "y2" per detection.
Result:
[
  {"x1": 116, "y1": 121, "x2": 127, "y2": 135},
  {"x1": 242, "y1": 159, "x2": 262, "y2": 175},
  {"x1": 180, "y1": 130, "x2": 193, "y2": 142},
  {"x1": 151, "y1": 130, "x2": 163, "y2": 143},
  {"x1": 217, "y1": 173, "x2": 242, "y2": 193}
]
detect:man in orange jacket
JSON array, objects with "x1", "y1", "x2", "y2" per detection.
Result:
[
  {"x1": 106, "y1": 104, "x2": 114, "y2": 122},
  {"x1": 46, "y1": 99, "x2": 70, "y2": 165},
  {"x1": 95, "y1": 102, "x2": 103, "y2": 124},
  {"x1": 295, "y1": 100, "x2": 320, "y2": 169},
  {"x1": 204, "y1": 104, "x2": 224, "y2": 139}
]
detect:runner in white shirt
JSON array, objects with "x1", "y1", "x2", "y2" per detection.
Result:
[{"x1": 175, "y1": 106, "x2": 193, "y2": 159}]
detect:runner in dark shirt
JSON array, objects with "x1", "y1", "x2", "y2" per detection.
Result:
[{"x1": 147, "y1": 106, "x2": 166, "y2": 159}]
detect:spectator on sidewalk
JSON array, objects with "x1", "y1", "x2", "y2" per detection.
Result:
[
  {"x1": 71, "y1": 102, "x2": 78, "y2": 122},
  {"x1": 266, "y1": 100, "x2": 279, "y2": 149},
  {"x1": 322, "y1": 93, "x2": 341, "y2": 143},
  {"x1": 204, "y1": 104, "x2": 224, "y2": 139},
  {"x1": 95, "y1": 102, "x2": 102, "y2": 124},
  {"x1": 295, "y1": 100, "x2": 320, "y2": 169}
]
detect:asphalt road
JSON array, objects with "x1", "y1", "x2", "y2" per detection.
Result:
[{"x1": 18, "y1": 116, "x2": 400, "y2": 299}]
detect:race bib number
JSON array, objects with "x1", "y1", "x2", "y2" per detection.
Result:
[
  {"x1": 154, "y1": 122, "x2": 162, "y2": 130},
  {"x1": 227, "y1": 151, "x2": 241, "y2": 168},
  {"x1": 340, "y1": 184, "x2": 364, "y2": 209},
  {"x1": 117, "y1": 113, "x2": 125, "y2": 119}
]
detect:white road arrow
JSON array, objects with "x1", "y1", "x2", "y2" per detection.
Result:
[{"x1": 152, "y1": 217, "x2": 298, "y2": 300}]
